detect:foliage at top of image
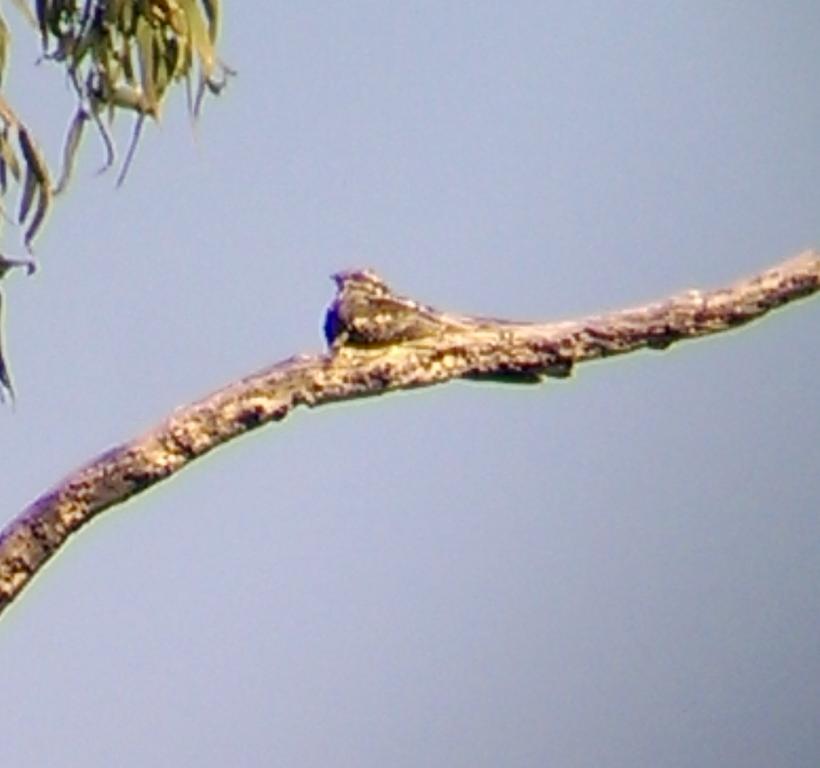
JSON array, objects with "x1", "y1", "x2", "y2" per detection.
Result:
[
  {"x1": 0, "y1": 0, "x2": 230, "y2": 402},
  {"x1": 0, "y1": 0, "x2": 231, "y2": 251}
]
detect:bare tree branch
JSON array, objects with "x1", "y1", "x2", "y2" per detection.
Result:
[{"x1": 1, "y1": 249, "x2": 818, "y2": 617}]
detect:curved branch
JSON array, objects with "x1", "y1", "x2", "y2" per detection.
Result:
[{"x1": 1, "y1": 250, "x2": 818, "y2": 616}]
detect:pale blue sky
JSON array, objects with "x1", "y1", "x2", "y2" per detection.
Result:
[{"x1": 2, "y1": 3, "x2": 819, "y2": 766}]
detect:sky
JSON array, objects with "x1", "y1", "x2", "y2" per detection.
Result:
[{"x1": 1, "y1": 3, "x2": 819, "y2": 766}]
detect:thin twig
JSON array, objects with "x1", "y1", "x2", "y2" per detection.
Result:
[{"x1": 0, "y1": 250, "x2": 818, "y2": 617}]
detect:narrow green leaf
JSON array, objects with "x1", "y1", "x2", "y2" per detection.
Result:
[
  {"x1": 200, "y1": 0, "x2": 220, "y2": 43},
  {"x1": 180, "y1": 0, "x2": 215, "y2": 77},
  {"x1": 0, "y1": 131, "x2": 18, "y2": 183},
  {"x1": 0, "y1": 12, "x2": 9, "y2": 88},
  {"x1": 136, "y1": 15, "x2": 157, "y2": 113}
]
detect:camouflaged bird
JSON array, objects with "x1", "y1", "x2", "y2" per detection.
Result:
[{"x1": 324, "y1": 269, "x2": 472, "y2": 350}]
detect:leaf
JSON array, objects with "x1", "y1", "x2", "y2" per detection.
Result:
[
  {"x1": 24, "y1": 182, "x2": 51, "y2": 251},
  {"x1": 162, "y1": 34, "x2": 184, "y2": 87},
  {"x1": 17, "y1": 164, "x2": 36, "y2": 226},
  {"x1": 0, "y1": 289, "x2": 14, "y2": 403},
  {"x1": 87, "y1": 104, "x2": 116, "y2": 174},
  {"x1": 120, "y1": 30, "x2": 137, "y2": 85},
  {"x1": 17, "y1": 127, "x2": 51, "y2": 248},
  {"x1": 18, "y1": 127, "x2": 49, "y2": 185},
  {"x1": 0, "y1": 12, "x2": 9, "y2": 88},
  {"x1": 106, "y1": 0, "x2": 126, "y2": 26},
  {"x1": 135, "y1": 15, "x2": 157, "y2": 114},
  {"x1": 0, "y1": 255, "x2": 35, "y2": 280},
  {"x1": 0, "y1": 130, "x2": 19, "y2": 186},
  {"x1": 34, "y1": 0, "x2": 48, "y2": 47},
  {"x1": 110, "y1": 84, "x2": 150, "y2": 114},
  {"x1": 153, "y1": 35, "x2": 174, "y2": 100},
  {"x1": 54, "y1": 108, "x2": 88, "y2": 195},
  {"x1": 115, "y1": 112, "x2": 145, "y2": 187},
  {"x1": 200, "y1": 0, "x2": 220, "y2": 43},
  {"x1": 180, "y1": 0, "x2": 216, "y2": 77}
]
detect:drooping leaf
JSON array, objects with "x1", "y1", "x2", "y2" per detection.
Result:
[
  {"x1": 116, "y1": 113, "x2": 145, "y2": 187},
  {"x1": 0, "y1": 289, "x2": 14, "y2": 403},
  {"x1": 17, "y1": 127, "x2": 51, "y2": 249},
  {"x1": 17, "y1": 163, "x2": 36, "y2": 226},
  {"x1": 201, "y1": 0, "x2": 220, "y2": 43},
  {"x1": 135, "y1": 15, "x2": 157, "y2": 114},
  {"x1": 24, "y1": 182, "x2": 51, "y2": 251},
  {"x1": 0, "y1": 12, "x2": 9, "y2": 88},
  {"x1": 34, "y1": 0, "x2": 48, "y2": 48},
  {"x1": 54, "y1": 108, "x2": 88, "y2": 195},
  {"x1": 0, "y1": 129, "x2": 20, "y2": 190},
  {"x1": 180, "y1": 0, "x2": 216, "y2": 78}
]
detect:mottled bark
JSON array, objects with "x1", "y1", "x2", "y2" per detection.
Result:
[{"x1": 1, "y1": 250, "x2": 818, "y2": 616}]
